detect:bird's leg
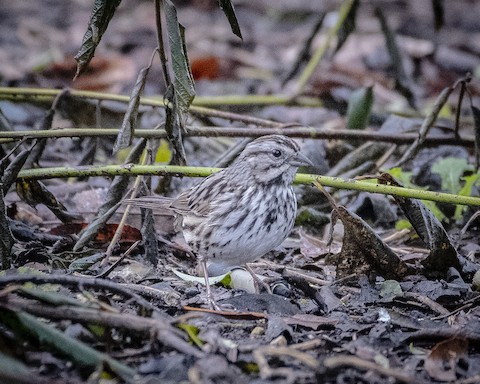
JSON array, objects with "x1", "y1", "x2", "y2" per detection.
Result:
[
  {"x1": 245, "y1": 264, "x2": 272, "y2": 294},
  {"x1": 200, "y1": 259, "x2": 221, "y2": 310}
]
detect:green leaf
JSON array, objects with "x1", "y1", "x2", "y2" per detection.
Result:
[
  {"x1": 164, "y1": 0, "x2": 196, "y2": 116},
  {"x1": 155, "y1": 140, "x2": 172, "y2": 163},
  {"x1": 395, "y1": 219, "x2": 412, "y2": 231},
  {"x1": 241, "y1": 362, "x2": 260, "y2": 373},
  {"x1": 387, "y1": 167, "x2": 413, "y2": 186},
  {"x1": 74, "y1": 0, "x2": 122, "y2": 78},
  {"x1": 87, "y1": 324, "x2": 107, "y2": 338},
  {"x1": 431, "y1": 157, "x2": 473, "y2": 194},
  {"x1": 69, "y1": 253, "x2": 106, "y2": 272},
  {"x1": 346, "y1": 85, "x2": 373, "y2": 130},
  {"x1": 387, "y1": 168, "x2": 446, "y2": 222},
  {"x1": 458, "y1": 172, "x2": 480, "y2": 197},
  {"x1": 379, "y1": 280, "x2": 402, "y2": 298},
  {"x1": 408, "y1": 342, "x2": 427, "y2": 355},
  {"x1": 172, "y1": 268, "x2": 229, "y2": 285},
  {"x1": 219, "y1": 272, "x2": 232, "y2": 288},
  {"x1": 176, "y1": 323, "x2": 204, "y2": 348},
  {"x1": 0, "y1": 351, "x2": 34, "y2": 384},
  {"x1": 422, "y1": 200, "x2": 447, "y2": 222},
  {"x1": 0, "y1": 310, "x2": 135, "y2": 380},
  {"x1": 454, "y1": 172, "x2": 480, "y2": 221},
  {"x1": 218, "y1": 0, "x2": 242, "y2": 39}
]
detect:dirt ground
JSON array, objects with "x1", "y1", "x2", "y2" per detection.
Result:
[{"x1": 1, "y1": 1, "x2": 480, "y2": 383}]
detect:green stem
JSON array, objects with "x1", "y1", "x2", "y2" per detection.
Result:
[
  {"x1": 0, "y1": 87, "x2": 134, "y2": 105},
  {"x1": 16, "y1": 165, "x2": 480, "y2": 207},
  {"x1": 295, "y1": 0, "x2": 356, "y2": 94},
  {"x1": 191, "y1": 94, "x2": 322, "y2": 107},
  {"x1": 0, "y1": 87, "x2": 321, "y2": 108}
]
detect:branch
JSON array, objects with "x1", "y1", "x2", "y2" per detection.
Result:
[
  {"x1": 0, "y1": 87, "x2": 321, "y2": 109},
  {"x1": 0, "y1": 126, "x2": 473, "y2": 147},
  {"x1": 1, "y1": 296, "x2": 203, "y2": 358},
  {"x1": 14, "y1": 164, "x2": 480, "y2": 207}
]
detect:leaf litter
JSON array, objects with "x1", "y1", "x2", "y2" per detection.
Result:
[{"x1": 0, "y1": 1, "x2": 480, "y2": 383}]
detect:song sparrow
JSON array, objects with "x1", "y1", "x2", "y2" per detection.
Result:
[{"x1": 129, "y1": 135, "x2": 313, "y2": 308}]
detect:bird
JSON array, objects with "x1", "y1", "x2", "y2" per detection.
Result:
[{"x1": 127, "y1": 135, "x2": 313, "y2": 309}]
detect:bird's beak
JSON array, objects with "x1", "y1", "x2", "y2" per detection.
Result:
[{"x1": 290, "y1": 152, "x2": 314, "y2": 168}]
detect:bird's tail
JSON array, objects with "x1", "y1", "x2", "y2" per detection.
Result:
[{"x1": 123, "y1": 196, "x2": 174, "y2": 212}]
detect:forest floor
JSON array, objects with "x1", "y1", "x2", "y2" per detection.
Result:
[{"x1": 1, "y1": 1, "x2": 480, "y2": 383}]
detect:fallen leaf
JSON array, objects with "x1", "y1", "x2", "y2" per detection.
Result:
[{"x1": 425, "y1": 337, "x2": 468, "y2": 382}]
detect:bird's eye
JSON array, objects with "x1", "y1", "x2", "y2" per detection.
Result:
[{"x1": 272, "y1": 149, "x2": 282, "y2": 158}]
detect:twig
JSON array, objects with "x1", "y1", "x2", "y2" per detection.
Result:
[
  {"x1": 0, "y1": 126, "x2": 474, "y2": 147},
  {"x1": 182, "y1": 305, "x2": 267, "y2": 319},
  {"x1": 121, "y1": 283, "x2": 182, "y2": 306},
  {"x1": 0, "y1": 274, "x2": 163, "y2": 315},
  {"x1": 403, "y1": 292, "x2": 450, "y2": 316},
  {"x1": 96, "y1": 240, "x2": 141, "y2": 278},
  {"x1": 405, "y1": 328, "x2": 480, "y2": 343},
  {"x1": 430, "y1": 294, "x2": 480, "y2": 321},
  {"x1": 295, "y1": 0, "x2": 356, "y2": 94},
  {"x1": 103, "y1": 138, "x2": 151, "y2": 264},
  {"x1": 454, "y1": 74, "x2": 472, "y2": 138},
  {"x1": 452, "y1": 375, "x2": 480, "y2": 384},
  {"x1": 289, "y1": 338, "x2": 325, "y2": 351},
  {"x1": 1, "y1": 297, "x2": 203, "y2": 358},
  {"x1": 253, "y1": 345, "x2": 320, "y2": 381},
  {"x1": 323, "y1": 355, "x2": 419, "y2": 384},
  {"x1": 394, "y1": 75, "x2": 472, "y2": 167},
  {"x1": 282, "y1": 13, "x2": 326, "y2": 86},
  {"x1": 282, "y1": 267, "x2": 330, "y2": 286},
  {"x1": 0, "y1": 87, "x2": 322, "y2": 110},
  {"x1": 154, "y1": 0, "x2": 171, "y2": 86},
  {"x1": 456, "y1": 210, "x2": 480, "y2": 246}
]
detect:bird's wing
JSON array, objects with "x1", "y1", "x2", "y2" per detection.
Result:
[
  {"x1": 171, "y1": 169, "x2": 227, "y2": 217},
  {"x1": 169, "y1": 190, "x2": 193, "y2": 215}
]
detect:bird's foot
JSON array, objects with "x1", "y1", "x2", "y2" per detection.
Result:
[{"x1": 205, "y1": 292, "x2": 222, "y2": 311}]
